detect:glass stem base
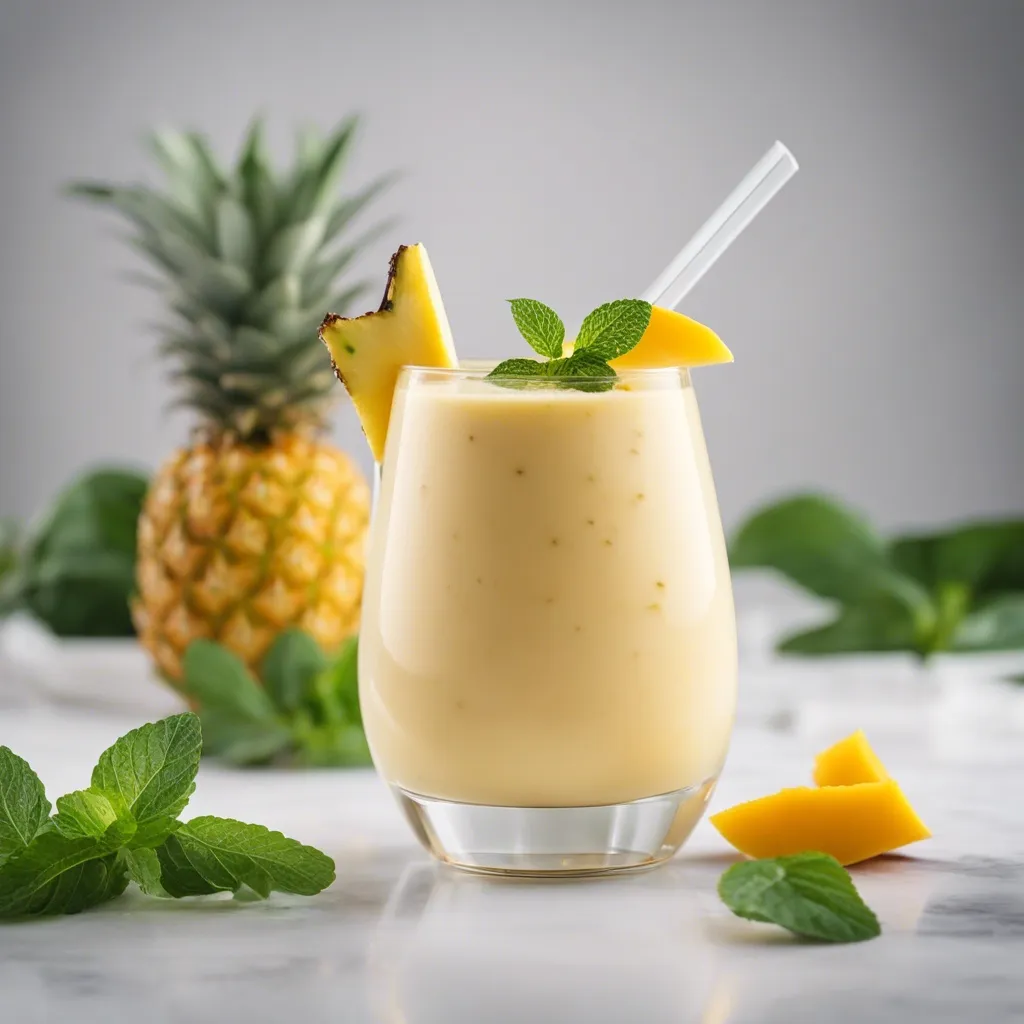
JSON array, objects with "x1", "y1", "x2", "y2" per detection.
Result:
[{"x1": 392, "y1": 777, "x2": 718, "y2": 877}]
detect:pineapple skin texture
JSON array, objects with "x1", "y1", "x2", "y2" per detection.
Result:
[{"x1": 133, "y1": 434, "x2": 370, "y2": 683}]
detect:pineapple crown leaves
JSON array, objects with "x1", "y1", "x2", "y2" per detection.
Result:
[{"x1": 68, "y1": 117, "x2": 397, "y2": 443}]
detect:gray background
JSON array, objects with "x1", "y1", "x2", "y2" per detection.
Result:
[{"x1": 1, "y1": 0, "x2": 1021, "y2": 531}]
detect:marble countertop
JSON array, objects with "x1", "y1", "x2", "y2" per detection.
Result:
[{"x1": 1, "y1": 670, "x2": 1023, "y2": 1022}]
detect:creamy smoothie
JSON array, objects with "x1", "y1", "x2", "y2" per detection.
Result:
[{"x1": 360, "y1": 366, "x2": 737, "y2": 808}]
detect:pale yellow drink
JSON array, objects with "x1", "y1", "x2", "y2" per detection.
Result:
[{"x1": 360, "y1": 366, "x2": 736, "y2": 808}]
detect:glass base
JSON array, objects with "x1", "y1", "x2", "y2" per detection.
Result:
[{"x1": 392, "y1": 777, "x2": 718, "y2": 877}]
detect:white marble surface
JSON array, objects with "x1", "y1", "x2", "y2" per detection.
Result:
[{"x1": 1, "y1": 666, "x2": 1023, "y2": 1023}]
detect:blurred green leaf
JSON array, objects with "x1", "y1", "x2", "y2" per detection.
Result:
[
  {"x1": 952, "y1": 595, "x2": 1024, "y2": 651},
  {"x1": 0, "y1": 519, "x2": 18, "y2": 586},
  {"x1": 19, "y1": 550, "x2": 137, "y2": 637},
  {"x1": 215, "y1": 194, "x2": 255, "y2": 270},
  {"x1": 778, "y1": 593, "x2": 921, "y2": 656},
  {"x1": 327, "y1": 635, "x2": 361, "y2": 726},
  {"x1": 180, "y1": 632, "x2": 368, "y2": 769},
  {"x1": 145, "y1": 129, "x2": 224, "y2": 236},
  {"x1": 729, "y1": 495, "x2": 921, "y2": 607},
  {"x1": 66, "y1": 184, "x2": 211, "y2": 255},
  {"x1": 181, "y1": 641, "x2": 291, "y2": 765},
  {"x1": 266, "y1": 216, "x2": 327, "y2": 276},
  {"x1": 288, "y1": 116, "x2": 358, "y2": 222},
  {"x1": 30, "y1": 469, "x2": 147, "y2": 561},
  {"x1": 731, "y1": 494, "x2": 1024, "y2": 659},
  {"x1": 293, "y1": 723, "x2": 371, "y2": 768},
  {"x1": 261, "y1": 629, "x2": 327, "y2": 714},
  {"x1": 891, "y1": 520, "x2": 1024, "y2": 600},
  {"x1": 321, "y1": 172, "x2": 398, "y2": 245},
  {"x1": 9, "y1": 465, "x2": 147, "y2": 635}
]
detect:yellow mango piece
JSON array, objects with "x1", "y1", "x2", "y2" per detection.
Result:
[
  {"x1": 562, "y1": 306, "x2": 732, "y2": 368},
  {"x1": 814, "y1": 730, "x2": 890, "y2": 787},
  {"x1": 709, "y1": 781, "x2": 931, "y2": 866},
  {"x1": 614, "y1": 305, "x2": 732, "y2": 369},
  {"x1": 320, "y1": 243, "x2": 457, "y2": 462}
]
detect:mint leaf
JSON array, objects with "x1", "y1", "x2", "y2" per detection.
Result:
[
  {"x1": 507, "y1": 298, "x2": 565, "y2": 359},
  {"x1": 0, "y1": 825, "x2": 133, "y2": 917},
  {"x1": 262, "y1": 629, "x2": 328, "y2": 714},
  {"x1": 487, "y1": 358, "x2": 544, "y2": 380},
  {"x1": 121, "y1": 847, "x2": 169, "y2": 897},
  {"x1": 718, "y1": 852, "x2": 880, "y2": 943},
  {"x1": 560, "y1": 349, "x2": 616, "y2": 392},
  {"x1": 53, "y1": 789, "x2": 123, "y2": 840},
  {"x1": 0, "y1": 747, "x2": 50, "y2": 865},
  {"x1": 157, "y1": 816, "x2": 336, "y2": 899},
  {"x1": 182, "y1": 641, "x2": 291, "y2": 765},
  {"x1": 486, "y1": 351, "x2": 616, "y2": 393},
  {"x1": 489, "y1": 296, "x2": 650, "y2": 387},
  {"x1": 91, "y1": 712, "x2": 201, "y2": 848},
  {"x1": 574, "y1": 299, "x2": 651, "y2": 362}
]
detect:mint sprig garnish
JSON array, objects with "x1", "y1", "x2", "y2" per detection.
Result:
[
  {"x1": 0, "y1": 712, "x2": 336, "y2": 919},
  {"x1": 718, "y1": 852, "x2": 881, "y2": 943},
  {"x1": 507, "y1": 298, "x2": 565, "y2": 358},
  {"x1": 489, "y1": 297, "x2": 652, "y2": 388},
  {"x1": 575, "y1": 298, "x2": 653, "y2": 362}
]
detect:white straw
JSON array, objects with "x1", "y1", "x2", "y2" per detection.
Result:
[{"x1": 641, "y1": 141, "x2": 799, "y2": 310}]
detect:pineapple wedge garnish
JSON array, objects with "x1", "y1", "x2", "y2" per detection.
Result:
[
  {"x1": 563, "y1": 306, "x2": 733, "y2": 368},
  {"x1": 320, "y1": 243, "x2": 457, "y2": 461}
]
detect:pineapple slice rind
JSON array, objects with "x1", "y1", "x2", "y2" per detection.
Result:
[{"x1": 320, "y1": 243, "x2": 457, "y2": 462}]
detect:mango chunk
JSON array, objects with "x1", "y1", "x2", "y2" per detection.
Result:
[
  {"x1": 612, "y1": 305, "x2": 732, "y2": 369},
  {"x1": 562, "y1": 306, "x2": 733, "y2": 368},
  {"x1": 814, "y1": 729, "x2": 890, "y2": 787},
  {"x1": 709, "y1": 781, "x2": 931, "y2": 866}
]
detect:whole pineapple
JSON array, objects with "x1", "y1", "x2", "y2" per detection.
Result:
[{"x1": 71, "y1": 120, "x2": 386, "y2": 682}]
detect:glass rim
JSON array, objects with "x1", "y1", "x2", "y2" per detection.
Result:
[{"x1": 398, "y1": 361, "x2": 693, "y2": 386}]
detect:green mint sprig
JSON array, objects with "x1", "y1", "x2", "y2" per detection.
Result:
[
  {"x1": 489, "y1": 297, "x2": 652, "y2": 389},
  {"x1": 181, "y1": 630, "x2": 371, "y2": 768},
  {"x1": 718, "y1": 852, "x2": 881, "y2": 943},
  {"x1": 0, "y1": 713, "x2": 335, "y2": 919},
  {"x1": 0, "y1": 747, "x2": 51, "y2": 866}
]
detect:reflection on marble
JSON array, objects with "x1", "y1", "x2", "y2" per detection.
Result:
[{"x1": 1, "y1": 706, "x2": 1022, "y2": 1023}]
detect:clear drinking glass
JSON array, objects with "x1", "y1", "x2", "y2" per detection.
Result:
[{"x1": 361, "y1": 364, "x2": 737, "y2": 876}]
